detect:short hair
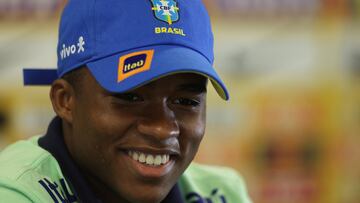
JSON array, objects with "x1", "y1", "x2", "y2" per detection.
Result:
[{"x1": 61, "y1": 66, "x2": 86, "y2": 93}]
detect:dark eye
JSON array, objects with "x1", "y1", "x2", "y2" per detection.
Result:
[
  {"x1": 173, "y1": 98, "x2": 200, "y2": 107},
  {"x1": 114, "y1": 93, "x2": 144, "y2": 102}
]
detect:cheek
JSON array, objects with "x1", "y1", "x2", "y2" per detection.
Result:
[
  {"x1": 178, "y1": 110, "x2": 206, "y2": 161},
  {"x1": 182, "y1": 120, "x2": 205, "y2": 147},
  {"x1": 71, "y1": 116, "x2": 111, "y2": 170},
  {"x1": 71, "y1": 102, "x2": 133, "y2": 171},
  {"x1": 70, "y1": 109, "x2": 138, "y2": 198}
]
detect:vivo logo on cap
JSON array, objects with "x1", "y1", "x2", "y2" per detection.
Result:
[{"x1": 60, "y1": 36, "x2": 85, "y2": 60}]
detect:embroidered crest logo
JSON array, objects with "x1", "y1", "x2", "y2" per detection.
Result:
[{"x1": 150, "y1": 0, "x2": 179, "y2": 25}]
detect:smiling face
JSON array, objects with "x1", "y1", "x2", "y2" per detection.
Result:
[{"x1": 53, "y1": 68, "x2": 207, "y2": 203}]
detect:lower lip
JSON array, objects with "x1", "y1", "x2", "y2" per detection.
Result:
[{"x1": 122, "y1": 152, "x2": 175, "y2": 179}]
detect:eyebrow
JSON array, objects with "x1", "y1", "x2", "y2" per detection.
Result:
[{"x1": 176, "y1": 83, "x2": 207, "y2": 94}]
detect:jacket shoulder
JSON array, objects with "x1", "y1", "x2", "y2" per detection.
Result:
[
  {"x1": 0, "y1": 187, "x2": 33, "y2": 203},
  {"x1": 0, "y1": 137, "x2": 51, "y2": 180},
  {"x1": 179, "y1": 163, "x2": 252, "y2": 203},
  {"x1": 0, "y1": 137, "x2": 70, "y2": 202}
]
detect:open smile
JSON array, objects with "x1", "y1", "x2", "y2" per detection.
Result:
[
  {"x1": 120, "y1": 149, "x2": 179, "y2": 179},
  {"x1": 128, "y1": 151, "x2": 171, "y2": 166}
]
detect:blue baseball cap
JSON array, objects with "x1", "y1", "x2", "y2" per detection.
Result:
[{"x1": 23, "y1": 0, "x2": 229, "y2": 100}]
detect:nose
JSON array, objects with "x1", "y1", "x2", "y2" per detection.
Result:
[{"x1": 137, "y1": 102, "x2": 180, "y2": 140}]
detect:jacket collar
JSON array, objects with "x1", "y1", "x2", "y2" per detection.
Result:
[{"x1": 38, "y1": 117, "x2": 184, "y2": 203}]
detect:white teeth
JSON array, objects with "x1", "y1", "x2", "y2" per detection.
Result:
[
  {"x1": 146, "y1": 155, "x2": 154, "y2": 165},
  {"x1": 132, "y1": 152, "x2": 139, "y2": 161},
  {"x1": 154, "y1": 155, "x2": 162, "y2": 165},
  {"x1": 161, "y1": 155, "x2": 167, "y2": 164},
  {"x1": 139, "y1": 153, "x2": 146, "y2": 163},
  {"x1": 128, "y1": 151, "x2": 171, "y2": 166}
]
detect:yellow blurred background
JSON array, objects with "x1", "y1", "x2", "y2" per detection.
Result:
[{"x1": 0, "y1": 0, "x2": 359, "y2": 203}]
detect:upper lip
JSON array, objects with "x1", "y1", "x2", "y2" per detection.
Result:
[{"x1": 119, "y1": 146, "x2": 181, "y2": 156}]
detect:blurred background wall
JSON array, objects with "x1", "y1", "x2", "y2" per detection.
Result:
[{"x1": 0, "y1": 0, "x2": 359, "y2": 203}]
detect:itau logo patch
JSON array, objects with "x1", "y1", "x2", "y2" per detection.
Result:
[
  {"x1": 150, "y1": 0, "x2": 179, "y2": 25},
  {"x1": 118, "y1": 50, "x2": 154, "y2": 82}
]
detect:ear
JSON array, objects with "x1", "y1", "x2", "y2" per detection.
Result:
[{"x1": 50, "y1": 79, "x2": 76, "y2": 124}]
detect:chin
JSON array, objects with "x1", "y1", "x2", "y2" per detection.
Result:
[
  {"x1": 125, "y1": 192, "x2": 167, "y2": 203},
  {"x1": 114, "y1": 183, "x2": 172, "y2": 203}
]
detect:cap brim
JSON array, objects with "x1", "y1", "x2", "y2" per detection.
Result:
[{"x1": 87, "y1": 45, "x2": 229, "y2": 100}]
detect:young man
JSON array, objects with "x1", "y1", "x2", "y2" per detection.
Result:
[{"x1": 0, "y1": 0, "x2": 252, "y2": 202}]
